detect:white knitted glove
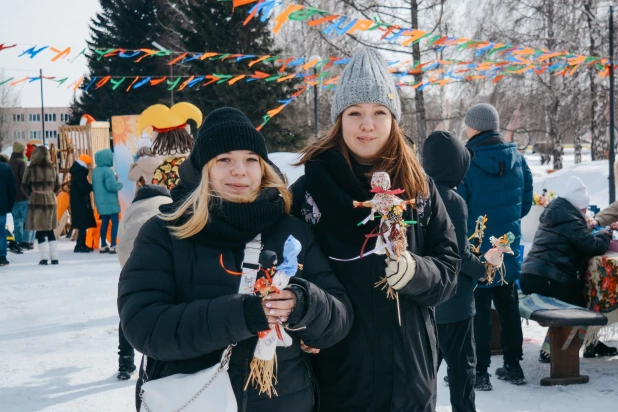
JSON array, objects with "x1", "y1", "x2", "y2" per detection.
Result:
[{"x1": 385, "y1": 251, "x2": 417, "y2": 291}]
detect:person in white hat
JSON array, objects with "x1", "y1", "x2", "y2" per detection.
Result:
[{"x1": 521, "y1": 176, "x2": 616, "y2": 361}]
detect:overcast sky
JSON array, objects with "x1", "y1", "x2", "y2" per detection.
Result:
[{"x1": 0, "y1": 0, "x2": 101, "y2": 108}]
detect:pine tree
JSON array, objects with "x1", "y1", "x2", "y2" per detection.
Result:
[
  {"x1": 70, "y1": 0, "x2": 169, "y2": 124},
  {"x1": 161, "y1": 0, "x2": 304, "y2": 151},
  {"x1": 73, "y1": 0, "x2": 305, "y2": 151}
]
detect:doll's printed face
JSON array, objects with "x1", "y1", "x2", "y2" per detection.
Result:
[
  {"x1": 210, "y1": 150, "x2": 262, "y2": 202},
  {"x1": 341, "y1": 103, "x2": 392, "y2": 162}
]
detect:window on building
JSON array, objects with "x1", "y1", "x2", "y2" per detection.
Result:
[
  {"x1": 28, "y1": 113, "x2": 41, "y2": 123},
  {"x1": 44, "y1": 130, "x2": 58, "y2": 139},
  {"x1": 13, "y1": 113, "x2": 24, "y2": 123},
  {"x1": 60, "y1": 113, "x2": 70, "y2": 123},
  {"x1": 44, "y1": 113, "x2": 57, "y2": 122},
  {"x1": 29, "y1": 130, "x2": 41, "y2": 140}
]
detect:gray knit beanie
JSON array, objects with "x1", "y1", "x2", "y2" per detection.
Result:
[
  {"x1": 464, "y1": 103, "x2": 500, "y2": 132},
  {"x1": 331, "y1": 47, "x2": 401, "y2": 123}
]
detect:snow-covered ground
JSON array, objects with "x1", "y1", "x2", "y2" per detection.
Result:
[{"x1": 1, "y1": 150, "x2": 617, "y2": 411}]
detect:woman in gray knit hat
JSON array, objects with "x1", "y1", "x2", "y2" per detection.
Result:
[{"x1": 291, "y1": 47, "x2": 460, "y2": 411}]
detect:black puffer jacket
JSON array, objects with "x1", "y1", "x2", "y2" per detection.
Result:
[
  {"x1": 423, "y1": 132, "x2": 486, "y2": 324},
  {"x1": 118, "y1": 199, "x2": 353, "y2": 410},
  {"x1": 290, "y1": 149, "x2": 459, "y2": 412},
  {"x1": 522, "y1": 197, "x2": 610, "y2": 288},
  {"x1": 69, "y1": 162, "x2": 96, "y2": 230}
]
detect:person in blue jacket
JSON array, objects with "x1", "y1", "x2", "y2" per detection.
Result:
[
  {"x1": 458, "y1": 103, "x2": 533, "y2": 389},
  {"x1": 92, "y1": 149, "x2": 123, "y2": 254}
]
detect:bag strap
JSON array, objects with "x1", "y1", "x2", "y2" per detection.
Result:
[
  {"x1": 238, "y1": 234, "x2": 263, "y2": 295},
  {"x1": 141, "y1": 234, "x2": 263, "y2": 383}
]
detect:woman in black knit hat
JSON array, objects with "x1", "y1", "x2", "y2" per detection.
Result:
[{"x1": 118, "y1": 107, "x2": 353, "y2": 411}]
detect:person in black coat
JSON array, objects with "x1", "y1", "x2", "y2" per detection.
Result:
[
  {"x1": 69, "y1": 155, "x2": 97, "y2": 253},
  {"x1": 0, "y1": 158, "x2": 16, "y2": 266},
  {"x1": 423, "y1": 132, "x2": 486, "y2": 412},
  {"x1": 521, "y1": 176, "x2": 616, "y2": 360},
  {"x1": 291, "y1": 47, "x2": 460, "y2": 411},
  {"x1": 118, "y1": 108, "x2": 353, "y2": 412}
]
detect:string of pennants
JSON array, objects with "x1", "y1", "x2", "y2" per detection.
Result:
[
  {"x1": 3, "y1": 41, "x2": 616, "y2": 81},
  {"x1": 229, "y1": 0, "x2": 615, "y2": 78},
  {"x1": 0, "y1": 71, "x2": 340, "y2": 91}
]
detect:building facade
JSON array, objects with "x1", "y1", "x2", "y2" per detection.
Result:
[{"x1": 5, "y1": 106, "x2": 71, "y2": 146}]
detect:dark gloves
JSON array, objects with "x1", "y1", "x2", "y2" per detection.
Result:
[{"x1": 243, "y1": 295, "x2": 270, "y2": 334}]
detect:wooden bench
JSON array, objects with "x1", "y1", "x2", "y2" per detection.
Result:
[{"x1": 524, "y1": 307, "x2": 607, "y2": 386}]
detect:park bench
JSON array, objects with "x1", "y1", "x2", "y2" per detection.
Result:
[{"x1": 519, "y1": 294, "x2": 608, "y2": 386}]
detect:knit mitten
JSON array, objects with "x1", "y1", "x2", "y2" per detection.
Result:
[{"x1": 385, "y1": 251, "x2": 417, "y2": 291}]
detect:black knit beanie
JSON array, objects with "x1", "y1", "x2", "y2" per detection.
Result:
[{"x1": 191, "y1": 107, "x2": 269, "y2": 170}]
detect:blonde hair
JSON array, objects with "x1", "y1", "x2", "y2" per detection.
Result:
[
  {"x1": 296, "y1": 115, "x2": 429, "y2": 199},
  {"x1": 160, "y1": 157, "x2": 292, "y2": 239}
]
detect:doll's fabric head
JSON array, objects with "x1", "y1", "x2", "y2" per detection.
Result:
[{"x1": 371, "y1": 172, "x2": 391, "y2": 191}]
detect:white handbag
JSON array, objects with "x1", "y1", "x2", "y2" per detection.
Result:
[
  {"x1": 138, "y1": 235, "x2": 264, "y2": 412},
  {"x1": 139, "y1": 345, "x2": 236, "y2": 412}
]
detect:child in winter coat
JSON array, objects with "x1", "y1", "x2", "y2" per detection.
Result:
[
  {"x1": 21, "y1": 146, "x2": 61, "y2": 265},
  {"x1": 114, "y1": 183, "x2": 172, "y2": 380},
  {"x1": 92, "y1": 149, "x2": 123, "y2": 254},
  {"x1": 521, "y1": 176, "x2": 616, "y2": 361},
  {"x1": 423, "y1": 131, "x2": 487, "y2": 410},
  {"x1": 119, "y1": 107, "x2": 353, "y2": 411},
  {"x1": 69, "y1": 154, "x2": 97, "y2": 253}
]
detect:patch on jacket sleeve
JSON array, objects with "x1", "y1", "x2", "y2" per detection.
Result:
[
  {"x1": 415, "y1": 195, "x2": 432, "y2": 227},
  {"x1": 300, "y1": 192, "x2": 321, "y2": 226}
]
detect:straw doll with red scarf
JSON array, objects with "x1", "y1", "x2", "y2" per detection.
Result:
[{"x1": 353, "y1": 172, "x2": 416, "y2": 323}]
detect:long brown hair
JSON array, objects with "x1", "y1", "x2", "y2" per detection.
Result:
[{"x1": 296, "y1": 116, "x2": 429, "y2": 199}]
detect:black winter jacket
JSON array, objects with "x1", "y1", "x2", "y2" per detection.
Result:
[
  {"x1": 118, "y1": 214, "x2": 353, "y2": 412},
  {"x1": 522, "y1": 197, "x2": 610, "y2": 288},
  {"x1": 69, "y1": 162, "x2": 96, "y2": 230},
  {"x1": 423, "y1": 132, "x2": 486, "y2": 324},
  {"x1": 0, "y1": 162, "x2": 16, "y2": 215},
  {"x1": 290, "y1": 154, "x2": 459, "y2": 412}
]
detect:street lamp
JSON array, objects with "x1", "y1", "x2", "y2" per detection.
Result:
[
  {"x1": 152, "y1": 41, "x2": 174, "y2": 106},
  {"x1": 309, "y1": 55, "x2": 321, "y2": 139}
]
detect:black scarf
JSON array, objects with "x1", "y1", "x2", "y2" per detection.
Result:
[
  {"x1": 304, "y1": 149, "x2": 380, "y2": 243},
  {"x1": 160, "y1": 158, "x2": 284, "y2": 247}
]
